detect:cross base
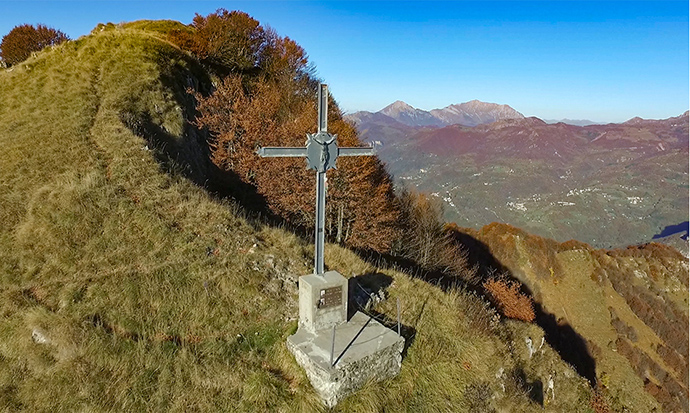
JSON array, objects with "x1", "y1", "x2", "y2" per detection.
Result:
[
  {"x1": 287, "y1": 311, "x2": 404, "y2": 407},
  {"x1": 298, "y1": 271, "x2": 348, "y2": 333}
]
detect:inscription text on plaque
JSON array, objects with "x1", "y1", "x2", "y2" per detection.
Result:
[{"x1": 318, "y1": 286, "x2": 342, "y2": 309}]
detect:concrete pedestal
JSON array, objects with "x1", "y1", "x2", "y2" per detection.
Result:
[
  {"x1": 298, "y1": 271, "x2": 348, "y2": 333},
  {"x1": 287, "y1": 311, "x2": 404, "y2": 407}
]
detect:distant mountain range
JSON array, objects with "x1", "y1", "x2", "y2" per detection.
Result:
[
  {"x1": 347, "y1": 99, "x2": 524, "y2": 128},
  {"x1": 346, "y1": 100, "x2": 609, "y2": 128},
  {"x1": 349, "y1": 105, "x2": 689, "y2": 248},
  {"x1": 544, "y1": 119, "x2": 600, "y2": 126}
]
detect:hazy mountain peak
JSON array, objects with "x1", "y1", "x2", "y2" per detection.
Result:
[
  {"x1": 430, "y1": 100, "x2": 524, "y2": 127},
  {"x1": 624, "y1": 116, "x2": 645, "y2": 124},
  {"x1": 379, "y1": 100, "x2": 445, "y2": 127},
  {"x1": 368, "y1": 99, "x2": 526, "y2": 128},
  {"x1": 381, "y1": 100, "x2": 414, "y2": 113},
  {"x1": 621, "y1": 112, "x2": 690, "y2": 133}
]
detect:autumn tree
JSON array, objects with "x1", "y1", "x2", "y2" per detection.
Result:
[
  {"x1": 177, "y1": 9, "x2": 399, "y2": 252},
  {"x1": 170, "y1": 9, "x2": 266, "y2": 75},
  {"x1": 194, "y1": 75, "x2": 399, "y2": 252},
  {"x1": 0, "y1": 24, "x2": 69, "y2": 66},
  {"x1": 324, "y1": 116, "x2": 399, "y2": 250}
]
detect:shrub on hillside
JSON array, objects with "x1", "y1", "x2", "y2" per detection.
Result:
[
  {"x1": 0, "y1": 24, "x2": 69, "y2": 66},
  {"x1": 169, "y1": 9, "x2": 263, "y2": 73},
  {"x1": 393, "y1": 190, "x2": 476, "y2": 282},
  {"x1": 483, "y1": 277, "x2": 535, "y2": 322},
  {"x1": 394, "y1": 190, "x2": 445, "y2": 267},
  {"x1": 590, "y1": 388, "x2": 611, "y2": 413}
]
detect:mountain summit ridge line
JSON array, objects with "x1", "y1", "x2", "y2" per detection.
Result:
[{"x1": 347, "y1": 99, "x2": 525, "y2": 128}]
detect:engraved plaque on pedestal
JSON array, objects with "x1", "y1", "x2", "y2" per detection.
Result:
[{"x1": 318, "y1": 286, "x2": 342, "y2": 309}]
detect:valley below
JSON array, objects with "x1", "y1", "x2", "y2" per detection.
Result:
[{"x1": 348, "y1": 104, "x2": 689, "y2": 249}]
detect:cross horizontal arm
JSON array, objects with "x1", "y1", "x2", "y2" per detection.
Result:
[
  {"x1": 338, "y1": 147, "x2": 376, "y2": 157},
  {"x1": 257, "y1": 147, "x2": 308, "y2": 158}
]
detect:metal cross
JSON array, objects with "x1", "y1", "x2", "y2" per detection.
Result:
[{"x1": 257, "y1": 84, "x2": 375, "y2": 275}]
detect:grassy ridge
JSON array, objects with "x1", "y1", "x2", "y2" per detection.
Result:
[{"x1": 0, "y1": 23, "x2": 596, "y2": 411}]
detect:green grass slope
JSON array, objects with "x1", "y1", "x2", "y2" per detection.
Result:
[{"x1": 0, "y1": 23, "x2": 596, "y2": 411}]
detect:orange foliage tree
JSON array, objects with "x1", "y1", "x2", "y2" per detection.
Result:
[
  {"x1": 193, "y1": 75, "x2": 399, "y2": 252},
  {"x1": 0, "y1": 24, "x2": 69, "y2": 66},
  {"x1": 177, "y1": 9, "x2": 402, "y2": 253},
  {"x1": 169, "y1": 9, "x2": 264, "y2": 73},
  {"x1": 179, "y1": 11, "x2": 399, "y2": 252},
  {"x1": 483, "y1": 277, "x2": 535, "y2": 322},
  {"x1": 168, "y1": 8, "x2": 315, "y2": 82}
]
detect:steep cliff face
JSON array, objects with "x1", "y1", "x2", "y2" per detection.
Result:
[{"x1": 455, "y1": 223, "x2": 689, "y2": 412}]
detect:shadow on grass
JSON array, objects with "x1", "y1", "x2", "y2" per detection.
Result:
[
  {"x1": 358, "y1": 232, "x2": 598, "y2": 387},
  {"x1": 512, "y1": 367, "x2": 544, "y2": 406},
  {"x1": 119, "y1": 109, "x2": 276, "y2": 226},
  {"x1": 114, "y1": 49, "x2": 296, "y2": 233},
  {"x1": 118, "y1": 93, "x2": 321, "y2": 241},
  {"x1": 450, "y1": 231, "x2": 598, "y2": 387}
]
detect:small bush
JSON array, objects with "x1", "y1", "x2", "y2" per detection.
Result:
[
  {"x1": 393, "y1": 189, "x2": 476, "y2": 283},
  {"x1": 463, "y1": 382, "x2": 496, "y2": 412},
  {"x1": 590, "y1": 388, "x2": 610, "y2": 413},
  {"x1": 0, "y1": 24, "x2": 69, "y2": 66},
  {"x1": 393, "y1": 189, "x2": 448, "y2": 267},
  {"x1": 483, "y1": 277, "x2": 535, "y2": 322}
]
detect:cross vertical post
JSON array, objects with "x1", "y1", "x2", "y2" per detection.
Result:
[
  {"x1": 269, "y1": 86, "x2": 405, "y2": 407},
  {"x1": 318, "y1": 83, "x2": 328, "y2": 133},
  {"x1": 314, "y1": 84, "x2": 328, "y2": 275}
]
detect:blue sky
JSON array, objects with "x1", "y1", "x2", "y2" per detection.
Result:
[{"x1": 0, "y1": 1, "x2": 687, "y2": 122}]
